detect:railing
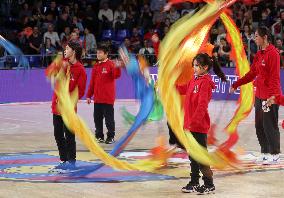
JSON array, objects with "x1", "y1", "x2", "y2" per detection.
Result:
[
  {"x1": 0, "y1": 53, "x2": 159, "y2": 69},
  {"x1": 0, "y1": 52, "x2": 246, "y2": 69}
]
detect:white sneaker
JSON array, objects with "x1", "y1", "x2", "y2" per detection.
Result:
[
  {"x1": 255, "y1": 153, "x2": 269, "y2": 164},
  {"x1": 263, "y1": 154, "x2": 280, "y2": 165}
]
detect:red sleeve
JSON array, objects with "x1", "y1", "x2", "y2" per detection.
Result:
[
  {"x1": 86, "y1": 66, "x2": 96, "y2": 98},
  {"x1": 275, "y1": 95, "x2": 284, "y2": 106},
  {"x1": 69, "y1": 68, "x2": 87, "y2": 99},
  {"x1": 110, "y1": 61, "x2": 121, "y2": 79},
  {"x1": 176, "y1": 83, "x2": 189, "y2": 95},
  {"x1": 153, "y1": 41, "x2": 160, "y2": 57},
  {"x1": 189, "y1": 81, "x2": 211, "y2": 127},
  {"x1": 232, "y1": 54, "x2": 258, "y2": 89},
  {"x1": 77, "y1": 68, "x2": 87, "y2": 99},
  {"x1": 267, "y1": 51, "x2": 281, "y2": 97}
]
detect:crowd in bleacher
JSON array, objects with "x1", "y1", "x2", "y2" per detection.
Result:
[{"x1": 0, "y1": 0, "x2": 283, "y2": 67}]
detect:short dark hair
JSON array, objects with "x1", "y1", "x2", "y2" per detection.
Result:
[
  {"x1": 257, "y1": 26, "x2": 272, "y2": 42},
  {"x1": 97, "y1": 45, "x2": 109, "y2": 54},
  {"x1": 67, "y1": 41, "x2": 82, "y2": 60}
]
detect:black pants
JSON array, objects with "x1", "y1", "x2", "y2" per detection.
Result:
[
  {"x1": 168, "y1": 122, "x2": 183, "y2": 148},
  {"x1": 53, "y1": 114, "x2": 76, "y2": 162},
  {"x1": 93, "y1": 103, "x2": 115, "y2": 139},
  {"x1": 190, "y1": 132, "x2": 213, "y2": 186},
  {"x1": 255, "y1": 97, "x2": 280, "y2": 154}
]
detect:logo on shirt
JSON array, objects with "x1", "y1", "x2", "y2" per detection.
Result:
[
  {"x1": 261, "y1": 59, "x2": 265, "y2": 66},
  {"x1": 102, "y1": 67, "x2": 108, "y2": 74},
  {"x1": 193, "y1": 85, "x2": 199, "y2": 93},
  {"x1": 70, "y1": 73, "x2": 74, "y2": 81}
]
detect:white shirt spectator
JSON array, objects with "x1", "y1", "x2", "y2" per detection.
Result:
[
  {"x1": 44, "y1": 31, "x2": 60, "y2": 46},
  {"x1": 216, "y1": 33, "x2": 226, "y2": 45},
  {"x1": 98, "y1": 8, "x2": 114, "y2": 22},
  {"x1": 139, "y1": 47, "x2": 154, "y2": 55},
  {"x1": 84, "y1": 33, "x2": 97, "y2": 53},
  {"x1": 113, "y1": 9, "x2": 126, "y2": 27}
]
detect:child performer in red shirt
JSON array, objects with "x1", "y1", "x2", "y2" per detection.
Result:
[
  {"x1": 177, "y1": 53, "x2": 227, "y2": 194},
  {"x1": 86, "y1": 46, "x2": 121, "y2": 144},
  {"x1": 48, "y1": 41, "x2": 87, "y2": 172}
]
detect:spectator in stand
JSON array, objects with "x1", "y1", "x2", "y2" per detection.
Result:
[
  {"x1": 85, "y1": 5, "x2": 97, "y2": 35},
  {"x1": 276, "y1": 38, "x2": 284, "y2": 54},
  {"x1": 241, "y1": 11, "x2": 253, "y2": 30},
  {"x1": 98, "y1": 3, "x2": 114, "y2": 32},
  {"x1": 139, "y1": 4, "x2": 153, "y2": 31},
  {"x1": 235, "y1": 10, "x2": 244, "y2": 28},
  {"x1": 60, "y1": 27, "x2": 71, "y2": 42},
  {"x1": 130, "y1": 27, "x2": 142, "y2": 53},
  {"x1": 30, "y1": 2, "x2": 44, "y2": 28},
  {"x1": 42, "y1": 14, "x2": 55, "y2": 32},
  {"x1": 218, "y1": 37, "x2": 231, "y2": 67},
  {"x1": 164, "y1": 17, "x2": 172, "y2": 27},
  {"x1": 20, "y1": 15, "x2": 33, "y2": 30},
  {"x1": 271, "y1": 11, "x2": 284, "y2": 38},
  {"x1": 144, "y1": 27, "x2": 155, "y2": 41},
  {"x1": 124, "y1": 13, "x2": 136, "y2": 31},
  {"x1": 113, "y1": 5, "x2": 126, "y2": 30},
  {"x1": 251, "y1": 0, "x2": 264, "y2": 29},
  {"x1": 150, "y1": 0, "x2": 166, "y2": 12},
  {"x1": 43, "y1": 24, "x2": 61, "y2": 48},
  {"x1": 210, "y1": 27, "x2": 219, "y2": 44},
  {"x1": 28, "y1": 26, "x2": 42, "y2": 55},
  {"x1": 69, "y1": 31, "x2": 81, "y2": 45},
  {"x1": 180, "y1": 2, "x2": 195, "y2": 16},
  {"x1": 62, "y1": 5, "x2": 70, "y2": 16},
  {"x1": 57, "y1": 12, "x2": 71, "y2": 35},
  {"x1": 216, "y1": 25, "x2": 226, "y2": 45},
  {"x1": 72, "y1": 27, "x2": 80, "y2": 35},
  {"x1": 44, "y1": 37, "x2": 56, "y2": 55},
  {"x1": 259, "y1": 10, "x2": 271, "y2": 27},
  {"x1": 83, "y1": 27, "x2": 97, "y2": 54},
  {"x1": 139, "y1": 39, "x2": 155, "y2": 65},
  {"x1": 72, "y1": 3, "x2": 80, "y2": 18},
  {"x1": 161, "y1": 25, "x2": 170, "y2": 39},
  {"x1": 275, "y1": 37, "x2": 284, "y2": 68},
  {"x1": 123, "y1": 37, "x2": 133, "y2": 53},
  {"x1": 19, "y1": 3, "x2": 32, "y2": 19},
  {"x1": 72, "y1": 16, "x2": 84, "y2": 33},
  {"x1": 241, "y1": 24, "x2": 257, "y2": 61},
  {"x1": 60, "y1": 26, "x2": 71, "y2": 49},
  {"x1": 44, "y1": 1, "x2": 59, "y2": 20},
  {"x1": 125, "y1": 3, "x2": 138, "y2": 19},
  {"x1": 166, "y1": 6, "x2": 180, "y2": 23},
  {"x1": 152, "y1": 11, "x2": 167, "y2": 28},
  {"x1": 158, "y1": 17, "x2": 171, "y2": 36}
]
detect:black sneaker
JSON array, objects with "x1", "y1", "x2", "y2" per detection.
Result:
[
  {"x1": 96, "y1": 137, "x2": 105, "y2": 143},
  {"x1": 197, "y1": 185, "x2": 215, "y2": 195},
  {"x1": 105, "y1": 137, "x2": 115, "y2": 144},
  {"x1": 181, "y1": 182, "x2": 200, "y2": 193}
]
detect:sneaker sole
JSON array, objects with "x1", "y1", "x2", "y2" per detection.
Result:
[
  {"x1": 262, "y1": 162, "x2": 280, "y2": 165},
  {"x1": 197, "y1": 191, "x2": 215, "y2": 195},
  {"x1": 181, "y1": 189, "x2": 197, "y2": 193},
  {"x1": 48, "y1": 169, "x2": 69, "y2": 174},
  {"x1": 105, "y1": 141, "x2": 115, "y2": 144}
]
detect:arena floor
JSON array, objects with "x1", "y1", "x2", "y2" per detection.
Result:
[{"x1": 0, "y1": 100, "x2": 283, "y2": 198}]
